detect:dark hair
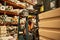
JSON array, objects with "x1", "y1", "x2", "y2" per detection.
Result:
[{"x1": 28, "y1": 18, "x2": 32, "y2": 25}]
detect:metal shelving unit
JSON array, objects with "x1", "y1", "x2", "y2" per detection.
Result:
[{"x1": 0, "y1": 0, "x2": 40, "y2": 40}]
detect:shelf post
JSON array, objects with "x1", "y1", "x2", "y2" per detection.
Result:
[
  {"x1": 25, "y1": 16, "x2": 29, "y2": 40},
  {"x1": 4, "y1": 1, "x2": 6, "y2": 25},
  {"x1": 36, "y1": 14, "x2": 39, "y2": 40},
  {"x1": 18, "y1": 14, "x2": 24, "y2": 40}
]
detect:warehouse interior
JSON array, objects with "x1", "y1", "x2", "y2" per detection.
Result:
[{"x1": 0, "y1": 0, "x2": 60, "y2": 40}]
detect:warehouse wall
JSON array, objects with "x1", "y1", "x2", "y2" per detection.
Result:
[{"x1": 38, "y1": 8, "x2": 60, "y2": 40}]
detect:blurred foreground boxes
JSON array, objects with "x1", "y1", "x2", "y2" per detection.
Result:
[{"x1": 38, "y1": 8, "x2": 60, "y2": 40}]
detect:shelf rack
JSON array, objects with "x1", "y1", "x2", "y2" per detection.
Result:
[
  {"x1": 2, "y1": 0, "x2": 26, "y2": 9},
  {"x1": 25, "y1": 0, "x2": 35, "y2": 5},
  {"x1": 19, "y1": 0, "x2": 35, "y2": 5},
  {"x1": 0, "y1": 10, "x2": 18, "y2": 16},
  {"x1": 0, "y1": 0, "x2": 40, "y2": 40},
  {"x1": 0, "y1": 22, "x2": 18, "y2": 26}
]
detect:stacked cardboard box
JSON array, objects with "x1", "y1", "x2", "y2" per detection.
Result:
[{"x1": 38, "y1": 8, "x2": 60, "y2": 40}]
